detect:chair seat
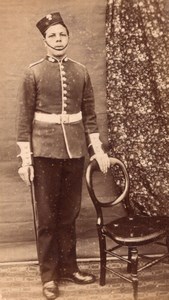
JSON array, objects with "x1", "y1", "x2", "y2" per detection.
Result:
[{"x1": 104, "y1": 216, "x2": 169, "y2": 246}]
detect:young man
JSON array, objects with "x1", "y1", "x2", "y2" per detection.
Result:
[{"x1": 17, "y1": 12, "x2": 110, "y2": 300}]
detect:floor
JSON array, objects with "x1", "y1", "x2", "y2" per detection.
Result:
[
  {"x1": 0, "y1": 161, "x2": 169, "y2": 299},
  {"x1": 0, "y1": 260, "x2": 169, "y2": 300}
]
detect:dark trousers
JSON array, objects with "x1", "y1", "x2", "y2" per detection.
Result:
[{"x1": 33, "y1": 157, "x2": 85, "y2": 283}]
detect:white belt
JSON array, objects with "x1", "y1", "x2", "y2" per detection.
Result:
[{"x1": 34, "y1": 111, "x2": 82, "y2": 124}]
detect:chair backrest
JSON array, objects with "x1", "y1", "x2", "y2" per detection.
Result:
[{"x1": 86, "y1": 158, "x2": 130, "y2": 223}]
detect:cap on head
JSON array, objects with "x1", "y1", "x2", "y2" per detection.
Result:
[{"x1": 36, "y1": 12, "x2": 69, "y2": 36}]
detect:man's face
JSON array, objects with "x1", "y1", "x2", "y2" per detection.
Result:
[{"x1": 44, "y1": 24, "x2": 69, "y2": 57}]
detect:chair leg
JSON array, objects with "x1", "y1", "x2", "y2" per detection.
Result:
[
  {"x1": 131, "y1": 248, "x2": 138, "y2": 300},
  {"x1": 127, "y1": 247, "x2": 132, "y2": 273},
  {"x1": 98, "y1": 229, "x2": 106, "y2": 286}
]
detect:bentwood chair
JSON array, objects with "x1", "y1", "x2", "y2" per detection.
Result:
[{"x1": 86, "y1": 157, "x2": 169, "y2": 300}]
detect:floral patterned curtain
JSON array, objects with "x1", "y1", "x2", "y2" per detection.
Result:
[{"x1": 106, "y1": 0, "x2": 169, "y2": 215}]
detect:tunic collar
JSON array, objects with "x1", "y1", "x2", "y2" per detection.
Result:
[{"x1": 46, "y1": 55, "x2": 68, "y2": 63}]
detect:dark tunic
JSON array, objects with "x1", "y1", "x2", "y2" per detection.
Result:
[{"x1": 17, "y1": 55, "x2": 98, "y2": 159}]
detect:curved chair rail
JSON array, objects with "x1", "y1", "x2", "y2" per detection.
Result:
[{"x1": 86, "y1": 157, "x2": 130, "y2": 207}]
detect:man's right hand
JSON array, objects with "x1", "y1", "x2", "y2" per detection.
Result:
[{"x1": 18, "y1": 165, "x2": 34, "y2": 185}]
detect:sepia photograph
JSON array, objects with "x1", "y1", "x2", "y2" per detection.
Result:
[{"x1": 0, "y1": 0, "x2": 169, "y2": 299}]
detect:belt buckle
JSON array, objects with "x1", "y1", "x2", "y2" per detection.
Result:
[{"x1": 60, "y1": 114, "x2": 69, "y2": 124}]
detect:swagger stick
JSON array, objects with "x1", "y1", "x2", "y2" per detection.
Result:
[{"x1": 30, "y1": 181, "x2": 39, "y2": 257}]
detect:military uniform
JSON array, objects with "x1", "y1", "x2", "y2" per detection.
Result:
[
  {"x1": 17, "y1": 54, "x2": 101, "y2": 283},
  {"x1": 16, "y1": 12, "x2": 108, "y2": 292}
]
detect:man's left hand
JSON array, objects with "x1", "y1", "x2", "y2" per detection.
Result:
[{"x1": 91, "y1": 153, "x2": 110, "y2": 174}]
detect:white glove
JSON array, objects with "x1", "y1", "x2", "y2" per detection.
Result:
[
  {"x1": 89, "y1": 133, "x2": 110, "y2": 174},
  {"x1": 17, "y1": 142, "x2": 34, "y2": 185},
  {"x1": 18, "y1": 165, "x2": 34, "y2": 185},
  {"x1": 91, "y1": 153, "x2": 110, "y2": 174}
]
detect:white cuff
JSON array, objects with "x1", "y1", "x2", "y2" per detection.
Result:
[
  {"x1": 88, "y1": 133, "x2": 104, "y2": 154},
  {"x1": 17, "y1": 142, "x2": 32, "y2": 166}
]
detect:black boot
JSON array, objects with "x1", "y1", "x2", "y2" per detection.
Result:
[{"x1": 60, "y1": 270, "x2": 96, "y2": 285}]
